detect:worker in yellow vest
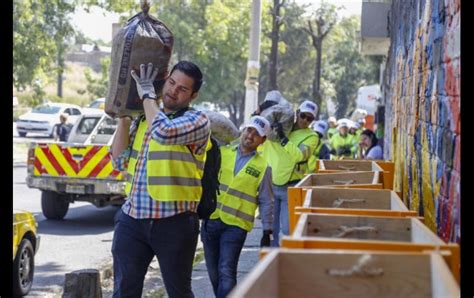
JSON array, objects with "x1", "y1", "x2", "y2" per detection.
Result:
[
  {"x1": 348, "y1": 120, "x2": 362, "y2": 158},
  {"x1": 110, "y1": 61, "x2": 211, "y2": 297},
  {"x1": 327, "y1": 116, "x2": 338, "y2": 139},
  {"x1": 329, "y1": 119, "x2": 354, "y2": 159},
  {"x1": 202, "y1": 116, "x2": 274, "y2": 298},
  {"x1": 308, "y1": 120, "x2": 331, "y2": 172},
  {"x1": 261, "y1": 99, "x2": 319, "y2": 246}
]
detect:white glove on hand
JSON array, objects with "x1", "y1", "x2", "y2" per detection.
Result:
[{"x1": 130, "y1": 62, "x2": 159, "y2": 100}]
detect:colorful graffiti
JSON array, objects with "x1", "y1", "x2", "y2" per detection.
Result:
[{"x1": 383, "y1": 0, "x2": 460, "y2": 243}]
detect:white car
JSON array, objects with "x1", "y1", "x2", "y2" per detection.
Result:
[
  {"x1": 88, "y1": 97, "x2": 105, "y2": 109},
  {"x1": 16, "y1": 102, "x2": 82, "y2": 137}
]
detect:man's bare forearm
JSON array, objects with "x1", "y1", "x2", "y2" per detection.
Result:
[
  {"x1": 143, "y1": 98, "x2": 160, "y2": 128},
  {"x1": 111, "y1": 117, "x2": 132, "y2": 159}
]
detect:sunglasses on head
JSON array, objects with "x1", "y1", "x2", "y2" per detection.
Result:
[{"x1": 299, "y1": 112, "x2": 314, "y2": 122}]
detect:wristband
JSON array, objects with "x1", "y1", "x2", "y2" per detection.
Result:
[{"x1": 142, "y1": 93, "x2": 157, "y2": 100}]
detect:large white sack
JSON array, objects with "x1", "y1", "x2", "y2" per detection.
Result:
[
  {"x1": 259, "y1": 91, "x2": 294, "y2": 141},
  {"x1": 201, "y1": 110, "x2": 240, "y2": 144}
]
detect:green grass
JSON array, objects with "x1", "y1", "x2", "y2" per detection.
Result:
[{"x1": 193, "y1": 247, "x2": 205, "y2": 266}]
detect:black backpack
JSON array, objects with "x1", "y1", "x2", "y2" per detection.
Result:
[{"x1": 197, "y1": 136, "x2": 221, "y2": 219}]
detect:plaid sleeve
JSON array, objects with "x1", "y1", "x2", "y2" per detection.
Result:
[
  {"x1": 111, "y1": 117, "x2": 139, "y2": 171},
  {"x1": 150, "y1": 110, "x2": 210, "y2": 155}
]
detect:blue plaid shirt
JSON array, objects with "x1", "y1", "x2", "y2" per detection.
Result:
[{"x1": 112, "y1": 108, "x2": 210, "y2": 219}]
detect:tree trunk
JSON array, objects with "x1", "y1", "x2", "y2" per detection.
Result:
[
  {"x1": 57, "y1": 49, "x2": 63, "y2": 98},
  {"x1": 238, "y1": 90, "x2": 245, "y2": 127},
  {"x1": 313, "y1": 41, "x2": 322, "y2": 109},
  {"x1": 269, "y1": 0, "x2": 282, "y2": 91},
  {"x1": 63, "y1": 269, "x2": 102, "y2": 298}
]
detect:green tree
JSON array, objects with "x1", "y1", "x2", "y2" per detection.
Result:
[
  {"x1": 14, "y1": 0, "x2": 65, "y2": 101},
  {"x1": 81, "y1": 57, "x2": 111, "y2": 101},
  {"x1": 323, "y1": 16, "x2": 381, "y2": 118},
  {"x1": 259, "y1": 1, "x2": 314, "y2": 105},
  {"x1": 303, "y1": 1, "x2": 341, "y2": 112},
  {"x1": 268, "y1": 0, "x2": 286, "y2": 90}
]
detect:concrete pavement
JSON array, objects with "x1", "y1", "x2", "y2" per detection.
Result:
[
  {"x1": 189, "y1": 220, "x2": 262, "y2": 298},
  {"x1": 137, "y1": 219, "x2": 264, "y2": 298}
]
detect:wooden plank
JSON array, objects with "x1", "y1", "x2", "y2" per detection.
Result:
[
  {"x1": 280, "y1": 237, "x2": 460, "y2": 283},
  {"x1": 295, "y1": 207, "x2": 418, "y2": 218},
  {"x1": 411, "y1": 218, "x2": 445, "y2": 245},
  {"x1": 389, "y1": 191, "x2": 408, "y2": 211},
  {"x1": 304, "y1": 188, "x2": 392, "y2": 209},
  {"x1": 230, "y1": 249, "x2": 459, "y2": 298},
  {"x1": 287, "y1": 187, "x2": 303, "y2": 234},
  {"x1": 430, "y1": 252, "x2": 460, "y2": 297},
  {"x1": 279, "y1": 252, "x2": 432, "y2": 297},
  {"x1": 298, "y1": 213, "x2": 412, "y2": 241},
  {"x1": 228, "y1": 249, "x2": 280, "y2": 298},
  {"x1": 309, "y1": 171, "x2": 379, "y2": 185}
]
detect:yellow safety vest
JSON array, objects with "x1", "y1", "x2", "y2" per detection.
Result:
[
  {"x1": 263, "y1": 128, "x2": 318, "y2": 185},
  {"x1": 210, "y1": 146, "x2": 267, "y2": 232},
  {"x1": 125, "y1": 117, "x2": 207, "y2": 202},
  {"x1": 329, "y1": 133, "x2": 355, "y2": 159},
  {"x1": 307, "y1": 137, "x2": 324, "y2": 173}
]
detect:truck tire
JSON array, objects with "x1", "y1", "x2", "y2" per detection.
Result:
[
  {"x1": 41, "y1": 191, "x2": 69, "y2": 220},
  {"x1": 13, "y1": 239, "x2": 35, "y2": 296}
]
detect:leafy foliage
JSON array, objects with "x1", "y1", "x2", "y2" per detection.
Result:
[
  {"x1": 81, "y1": 57, "x2": 111, "y2": 100},
  {"x1": 14, "y1": 0, "x2": 76, "y2": 100}
]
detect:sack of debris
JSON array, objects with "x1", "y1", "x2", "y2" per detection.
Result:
[
  {"x1": 199, "y1": 110, "x2": 240, "y2": 145},
  {"x1": 258, "y1": 90, "x2": 294, "y2": 141},
  {"x1": 105, "y1": 0, "x2": 173, "y2": 118}
]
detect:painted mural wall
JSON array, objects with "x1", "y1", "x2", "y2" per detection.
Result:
[{"x1": 383, "y1": 0, "x2": 460, "y2": 243}]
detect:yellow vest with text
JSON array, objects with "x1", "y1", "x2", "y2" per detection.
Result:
[
  {"x1": 210, "y1": 146, "x2": 267, "y2": 232},
  {"x1": 125, "y1": 118, "x2": 207, "y2": 202}
]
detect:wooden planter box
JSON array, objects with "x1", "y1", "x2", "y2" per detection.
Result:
[
  {"x1": 288, "y1": 187, "x2": 418, "y2": 233},
  {"x1": 288, "y1": 171, "x2": 383, "y2": 234},
  {"x1": 230, "y1": 249, "x2": 459, "y2": 298},
  {"x1": 317, "y1": 160, "x2": 394, "y2": 190},
  {"x1": 282, "y1": 213, "x2": 460, "y2": 282}
]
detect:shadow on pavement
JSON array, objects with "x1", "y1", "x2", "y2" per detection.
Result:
[{"x1": 37, "y1": 205, "x2": 120, "y2": 236}]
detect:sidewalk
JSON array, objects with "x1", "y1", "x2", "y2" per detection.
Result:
[
  {"x1": 100, "y1": 220, "x2": 263, "y2": 297},
  {"x1": 138, "y1": 219, "x2": 263, "y2": 298},
  {"x1": 189, "y1": 220, "x2": 262, "y2": 298}
]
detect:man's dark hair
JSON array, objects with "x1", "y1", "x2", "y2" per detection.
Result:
[{"x1": 169, "y1": 60, "x2": 203, "y2": 93}]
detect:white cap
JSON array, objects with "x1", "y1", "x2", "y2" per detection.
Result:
[
  {"x1": 348, "y1": 120, "x2": 360, "y2": 130},
  {"x1": 298, "y1": 100, "x2": 318, "y2": 118},
  {"x1": 313, "y1": 120, "x2": 329, "y2": 135},
  {"x1": 328, "y1": 116, "x2": 337, "y2": 124},
  {"x1": 264, "y1": 90, "x2": 285, "y2": 104},
  {"x1": 243, "y1": 116, "x2": 271, "y2": 137},
  {"x1": 337, "y1": 118, "x2": 350, "y2": 129}
]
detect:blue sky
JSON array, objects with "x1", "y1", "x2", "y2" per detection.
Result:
[{"x1": 70, "y1": 0, "x2": 362, "y2": 43}]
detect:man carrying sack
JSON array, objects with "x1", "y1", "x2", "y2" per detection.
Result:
[{"x1": 110, "y1": 61, "x2": 210, "y2": 297}]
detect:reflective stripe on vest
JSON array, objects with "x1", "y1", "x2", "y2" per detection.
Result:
[
  {"x1": 125, "y1": 118, "x2": 207, "y2": 202},
  {"x1": 210, "y1": 146, "x2": 266, "y2": 231}
]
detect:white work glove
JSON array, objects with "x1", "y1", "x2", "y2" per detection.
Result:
[{"x1": 130, "y1": 62, "x2": 159, "y2": 100}]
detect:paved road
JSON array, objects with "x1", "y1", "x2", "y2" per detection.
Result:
[
  {"x1": 13, "y1": 165, "x2": 119, "y2": 297},
  {"x1": 12, "y1": 124, "x2": 264, "y2": 297}
]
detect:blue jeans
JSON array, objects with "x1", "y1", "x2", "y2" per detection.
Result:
[
  {"x1": 271, "y1": 184, "x2": 290, "y2": 247},
  {"x1": 201, "y1": 219, "x2": 248, "y2": 298},
  {"x1": 112, "y1": 209, "x2": 199, "y2": 298}
]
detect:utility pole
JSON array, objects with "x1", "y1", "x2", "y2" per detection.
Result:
[{"x1": 243, "y1": 0, "x2": 262, "y2": 123}]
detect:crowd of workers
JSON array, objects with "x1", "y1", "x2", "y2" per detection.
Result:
[{"x1": 108, "y1": 61, "x2": 384, "y2": 298}]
